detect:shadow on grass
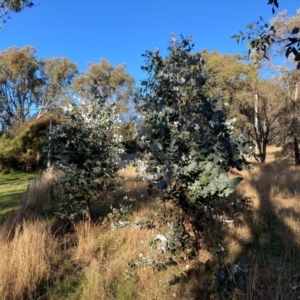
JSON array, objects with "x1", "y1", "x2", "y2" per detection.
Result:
[
  {"x1": 240, "y1": 161, "x2": 300, "y2": 255},
  {"x1": 217, "y1": 160, "x2": 300, "y2": 299},
  {"x1": 17, "y1": 160, "x2": 300, "y2": 299},
  {"x1": 145, "y1": 159, "x2": 300, "y2": 299}
]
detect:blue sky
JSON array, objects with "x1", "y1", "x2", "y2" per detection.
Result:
[{"x1": 0, "y1": 0, "x2": 299, "y2": 84}]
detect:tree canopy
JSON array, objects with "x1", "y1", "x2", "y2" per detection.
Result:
[
  {"x1": 0, "y1": 46, "x2": 42, "y2": 130},
  {"x1": 235, "y1": 1, "x2": 300, "y2": 68},
  {"x1": 0, "y1": 0, "x2": 34, "y2": 28},
  {"x1": 0, "y1": 46, "x2": 78, "y2": 132},
  {"x1": 37, "y1": 57, "x2": 78, "y2": 118},
  {"x1": 135, "y1": 35, "x2": 252, "y2": 239},
  {"x1": 73, "y1": 59, "x2": 134, "y2": 115}
]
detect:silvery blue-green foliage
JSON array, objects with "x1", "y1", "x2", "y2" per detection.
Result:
[
  {"x1": 134, "y1": 34, "x2": 253, "y2": 233},
  {"x1": 52, "y1": 96, "x2": 124, "y2": 220}
]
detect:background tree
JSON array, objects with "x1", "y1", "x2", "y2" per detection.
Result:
[
  {"x1": 0, "y1": 46, "x2": 42, "y2": 131},
  {"x1": 73, "y1": 59, "x2": 134, "y2": 114},
  {"x1": 37, "y1": 57, "x2": 78, "y2": 119},
  {"x1": 0, "y1": 46, "x2": 78, "y2": 132},
  {"x1": 0, "y1": 116, "x2": 62, "y2": 171},
  {"x1": 201, "y1": 51, "x2": 285, "y2": 162},
  {"x1": 238, "y1": 7, "x2": 300, "y2": 164},
  {"x1": 251, "y1": 78, "x2": 287, "y2": 161},
  {"x1": 73, "y1": 59, "x2": 136, "y2": 151},
  {"x1": 277, "y1": 68, "x2": 300, "y2": 163},
  {"x1": 201, "y1": 51, "x2": 258, "y2": 133},
  {"x1": 265, "y1": 11, "x2": 300, "y2": 164}
]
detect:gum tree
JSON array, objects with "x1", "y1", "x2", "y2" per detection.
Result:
[
  {"x1": 134, "y1": 35, "x2": 252, "y2": 247},
  {"x1": 0, "y1": 0, "x2": 34, "y2": 27},
  {"x1": 0, "y1": 47, "x2": 78, "y2": 132}
]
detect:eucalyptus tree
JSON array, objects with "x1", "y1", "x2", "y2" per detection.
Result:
[
  {"x1": 200, "y1": 51, "x2": 258, "y2": 133},
  {"x1": 234, "y1": 6, "x2": 300, "y2": 163},
  {"x1": 0, "y1": 46, "x2": 78, "y2": 132},
  {"x1": 235, "y1": 3, "x2": 300, "y2": 68},
  {"x1": 0, "y1": 46, "x2": 42, "y2": 130},
  {"x1": 252, "y1": 78, "x2": 287, "y2": 161},
  {"x1": 73, "y1": 59, "x2": 134, "y2": 114},
  {"x1": 277, "y1": 68, "x2": 300, "y2": 163},
  {"x1": 135, "y1": 35, "x2": 252, "y2": 247},
  {"x1": 0, "y1": 0, "x2": 34, "y2": 27},
  {"x1": 73, "y1": 59, "x2": 136, "y2": 151},
  {"x1": 267, "y1": 11, "x2": 300, "y2": 164},
  {"x1": 37, "y1": 57, "x2": 78, "y2": 118}
]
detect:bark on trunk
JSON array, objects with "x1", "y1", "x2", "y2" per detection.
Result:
[
  {"x1": 254, "y1": 91, "x2": 259, "y2": 155},
  {"x1": 260, "y1": 140, "x2": 267, "y2": 163},
  {"x1": 294, "y1": 84, "x2": 300, "y2": 165},
  {"x1": 294, "y1": 135, "x2": 300, "y2": 165}
]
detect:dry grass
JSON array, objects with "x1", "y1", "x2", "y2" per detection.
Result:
[
  {"x1": 216, "y1": 146, "x2": 300, "y2": 299},
  {"x1": 55, "y1": 148, "x2": 300, "y2": 299},
  {"x1": 26, "y1": 170, "x2": 58, "y2": 216},
  {"x1": 227, "y1": 147, "x2": 300, "y2": 254},
  {"x1": 0, "y1": 220, "x2": 58, "y2": 299},
  {"x1": 1, "y1": 146, "x2": 300, "y2": 299},
  {"x1": 73, "y1": 221, "x2": 199, "y2": 300},
  {"x1": 67, "y1": 163, "x2": 199, "y2": 299}
]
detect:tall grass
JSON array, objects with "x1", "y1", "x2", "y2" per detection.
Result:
[
  {"x1": 26, "y1": 170, "x2": 56, "y2": 215},
  {"x1": 74, "y1": 222, "x2": 199, "y2": 300},
  {"x1": 1, "y1": 147, "x2": 300, "y2": 299},
  {"x1": 0, "y1": 220, "x2": 58, "y2": 299}
]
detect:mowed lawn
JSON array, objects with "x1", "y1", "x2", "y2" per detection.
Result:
[{"x1": 0, "y1": 171, "x2": 35, "y2": 223}]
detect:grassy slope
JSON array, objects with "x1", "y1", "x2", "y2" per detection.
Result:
[
  {"x1": 0, "y1": 171, "x2": 35, "y2": 223},
  {"x1": 1, "y1": 149, "x2": 300, "y2": 299}
]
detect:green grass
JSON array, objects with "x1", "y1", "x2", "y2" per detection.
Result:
[{"x1": 0, "y1": 171, "x2": 36, "y2": 223}]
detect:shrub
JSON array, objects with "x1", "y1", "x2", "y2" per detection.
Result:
[
  {"x1": 52, "y1": 95, "x2": 124, "y2": 221},
  {"x1": 0, "y1": 117, "x2": 62, "y2": 171}
]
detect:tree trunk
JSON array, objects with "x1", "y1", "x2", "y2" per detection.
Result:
[
  {"x1": 294, "y1": 84, "x2": 300, "y2": 165},
  {"x1": 260, "y1": 140, "x2": 267, "y2": 163},
  {"x1": 294, "y1": 135, "x2": 300, "y2": 165},
  {"x1": 254, "y1": 91, "x2": 259, "y2": 154}
]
